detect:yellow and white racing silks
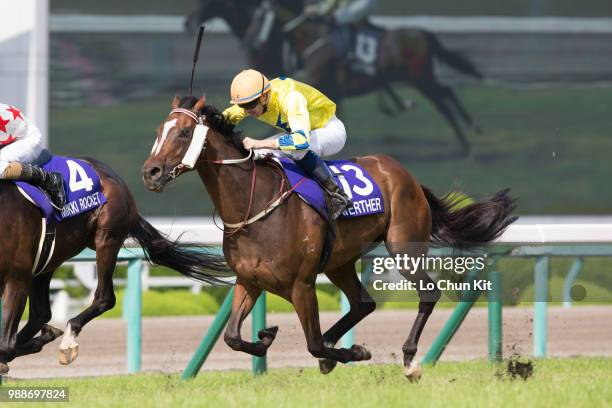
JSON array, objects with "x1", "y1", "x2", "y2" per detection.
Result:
[{"x1": 223, "y1": 77, "x2": 336, "y2": 151}]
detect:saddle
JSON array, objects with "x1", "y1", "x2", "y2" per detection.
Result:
[
  {"x1": 13, "y1": 155, "x2": 107, "y2": 275},
  {"x1": 330, "y1": 20, "x2": 384, "y2": 76}
]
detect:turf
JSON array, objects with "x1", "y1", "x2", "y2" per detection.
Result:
[{"x1": 5, "y1": 358, "x2": 611, "y2": 407}]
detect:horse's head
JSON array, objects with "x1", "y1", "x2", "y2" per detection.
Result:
[{"x1": 142, "y1": 95, "x2": 206, "y2": 192}]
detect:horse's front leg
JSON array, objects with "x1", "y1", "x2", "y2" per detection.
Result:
[
  {"x1": 14, "y1": 272, "x2": 64, "y2": 359},
  {"x1": 223, "y1": 281, "x2": 278, "y2": 357},
  {"x1": 292, "y1": 280, "x2": 371, "y2": 366},
  {"x1": 0, "y1": 276, "x2": 29, "y2": 374},
  {"x1": 59, "y1": 232, "x2": 121, "y2": 365}
]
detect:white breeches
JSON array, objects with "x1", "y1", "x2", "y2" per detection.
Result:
[
  {"x1": 334, "y1": 0, "x2": 377, "y2": 25},
  {"x1": 0, "y1": 123, "x2": 44, "y2": 176},
  {"x1": 257, "y1": 115, "x2": 347, "y2": 160}
]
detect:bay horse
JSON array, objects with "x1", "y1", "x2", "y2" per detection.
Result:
[
  {"x1": 142, "y1": 95, "x2": 516, "y2": 379},
  {"x1": 0, "y1": 157, "x2": 228, "y2": 374},
  {"x1": 186, "y1": 0, "x2": 483, "y2": 154}
]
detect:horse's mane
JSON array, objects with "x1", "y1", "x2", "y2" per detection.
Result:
[{"x1": 179, "y1": 96, "x2": 246, "y2": 154}]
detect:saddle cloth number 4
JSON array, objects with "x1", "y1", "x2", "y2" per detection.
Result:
[
  {"x1": 329, "y1": 164, "x2": 374, "y2": 200},
  {"x1": 66, "y1": 160, "x2": 94, "y2": 193}
]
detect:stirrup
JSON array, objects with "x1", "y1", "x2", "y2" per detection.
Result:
[{"x1": 326, "y1": 190, "x2": 351, "y2": 220}]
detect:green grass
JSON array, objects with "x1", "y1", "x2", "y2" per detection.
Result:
[
  {"x1": 50, "y1": 85, "x2": 612, "y2": 215},
  {"x1": 5, "y1": 358, "x2": 611, "y2": 407}
]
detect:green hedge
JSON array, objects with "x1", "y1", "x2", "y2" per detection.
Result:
[{"x1": 102, "y1": 289, "x2": 220, "y2": 318}]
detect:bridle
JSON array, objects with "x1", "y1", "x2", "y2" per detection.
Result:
[{"x1": 168, "y1": 108, "x2": 305, "y2": 235}]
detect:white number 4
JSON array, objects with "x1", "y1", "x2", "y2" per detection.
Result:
[{"x1": 66, "y1": 160, "x2": 94, "y2": 192}]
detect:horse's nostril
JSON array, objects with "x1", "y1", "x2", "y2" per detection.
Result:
[{"x1": 149, "y1": 167, "x2": 161, "y2": 179}]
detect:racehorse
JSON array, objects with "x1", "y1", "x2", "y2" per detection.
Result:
[
  {"x1": 142, "y1": 95, "x2": 516, "y2": 379},
  {"x1": 0, "y1": 157, "x2": 228, "y2": 374},
  {"x1": 186, "y1": 0, "x2": 483, "y2": 154}
]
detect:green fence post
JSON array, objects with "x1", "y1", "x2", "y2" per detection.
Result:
[
  {"x1": 563, "y1": 258, "x2": 583, "y2": 308},
  {"x1": 126, "y1": 259, "x2": 142, "y2": 373},
  {"x1": 487, "y1": 259, "x2": 502, "y2": 362},
  {"x1": 181, "y1": 287, "x2": 234, "y2": 380},
  {"x1": 252, "y1": 292, "x2": 267, "y2": 375},
  {"x1": 422, "y1": 268, "x2": 481, "y2": 364},
  {"x1": 534, "y1": 256, "x2": 549, "y2": 357}
]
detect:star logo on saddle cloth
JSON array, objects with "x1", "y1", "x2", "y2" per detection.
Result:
[
  {"x1": 6, "y1": 106, "x2": 23, "y2": 121},
  {"x1": 0, "y1": 115, "x2": 9, "y2": 133},
  {"x1": 275, "y1": 114, "x2": 291, "y2": 132}
]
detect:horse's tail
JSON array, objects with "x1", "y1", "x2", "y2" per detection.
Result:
[
  {"x1": 421, "y1": 185, "x2": 517, "y2": 248},
  {"x1": 428, "y1": 33, "x2": 483, "y2": 80},
  {"x1": 128, "y1": 216, "x2": 232, "y2": 285}
]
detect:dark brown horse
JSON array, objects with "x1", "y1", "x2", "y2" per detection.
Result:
[
  {"x1": 186, "y1": 0, "x2": 483, "y2": 154},
  {"x1": 0, "y1": 157, "x2": 227, "y2": 374},
  {"x1": 142, "y1": 96, "x2": 516, "y2": 379}
]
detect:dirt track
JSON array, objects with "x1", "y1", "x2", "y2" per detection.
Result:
[{"x1": 6, "y1": 306, "x2": 612, "y2": 379}]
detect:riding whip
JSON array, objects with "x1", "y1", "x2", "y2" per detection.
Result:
[{"x1": 189, "y1": 25, "x2": 206, "y2": 95}]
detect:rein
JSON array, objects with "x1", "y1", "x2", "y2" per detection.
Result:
[{"x1": 170, "y1": 108, "x2": 305, "y2": 235}]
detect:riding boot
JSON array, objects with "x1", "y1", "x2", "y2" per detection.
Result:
[
  {"x1": 295, "y1": 151, "x2": 352, "y2": 220},
  {"x1": 21, "y1": 163, "x2": 67, "y2": 210}
]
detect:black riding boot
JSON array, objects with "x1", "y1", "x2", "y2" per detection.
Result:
[
  {"x1": 296, "y1": 151, "x2": 352, "y2": 220},
  {"x1": 22, "y1": 164, "x2": 67, "y2": 210}
]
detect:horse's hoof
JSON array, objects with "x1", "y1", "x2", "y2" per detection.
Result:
[
  {"x1": 257, "y1": 326, "x2": 278, "y2": 342},
  {"x1": 404, "y1": 361, "x2": 422, "y2": 382},
  {"x1": 59, "y1": 345, "x2": 79, "y2": 365},
  {"x1": 319, "y1": 358, "x2": 337, "y2": 374},
  {"x1": 42, "y1": 324, "x2": 64, "y2": 340},
  {"x1": 350, "y1": 344, "x2": 372, "y2": 361},
  {"x1": 0, "y1": 362, "x2": 9, "y2": 375}
]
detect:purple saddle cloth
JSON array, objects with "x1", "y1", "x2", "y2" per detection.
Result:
[
  {"x1": 278, "y1": 158, "x2": 384, "y2": 220},
  {"x1": 14, "y1": 156, "x2": 107, "y2": 223}
]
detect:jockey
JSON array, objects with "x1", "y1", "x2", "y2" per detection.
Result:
[
  {"x1": 0, "y1": 103, "x2": 66, "y2": 209},
  {"x1": 305, "y1": 0, "x2": 377, "y2": 25},
  {"x1": 302, "y1": 0, "x2": 378, "y2": 74},
  {"x1": 223, "y1": 69, "x2": 351, "y2": 220}
]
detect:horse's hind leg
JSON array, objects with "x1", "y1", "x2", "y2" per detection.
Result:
[
  {"x1": 292, "y1": 279, "x2": 371, "y2": 366},
  {"x1": 318, "y1": 261, "x2": 376, "y2": 374},
  {"x1": 223, "y1": 281, "x2": 278, "y2": 357},
  {"x1": 0, "y1": 276, "x2": 29, "y2": 374},
  {"x1": 384, "y1": 186, "x2": 440, "y2": 381},
  {"x1": 59, "y1": 232, "x2": 121, "y2": 365},
  {"x1": 438, "y1": 83, "x2": 482, "y2": 134},
  {"x1": 416, "y1": 82, "x2": 471, "y2": 155}
]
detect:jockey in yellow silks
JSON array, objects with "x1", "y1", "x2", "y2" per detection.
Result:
[
  {"x1": 0, "y1": 103, "x2": 66, "y2": 209},
  {"x1": 223, "y1": 69, "x2": 351, "y2": 219}
]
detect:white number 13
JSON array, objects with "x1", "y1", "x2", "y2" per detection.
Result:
[{"x1": 329, "y1": 164, "x2": 374, "y2": 198}]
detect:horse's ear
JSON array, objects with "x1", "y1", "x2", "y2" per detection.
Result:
[
  {"x1": 171, "y1": 95, "x2": 180, "y2": 109},
  {"x1": 192, "y1": 95, "x2": 206, "y2": 113}
]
